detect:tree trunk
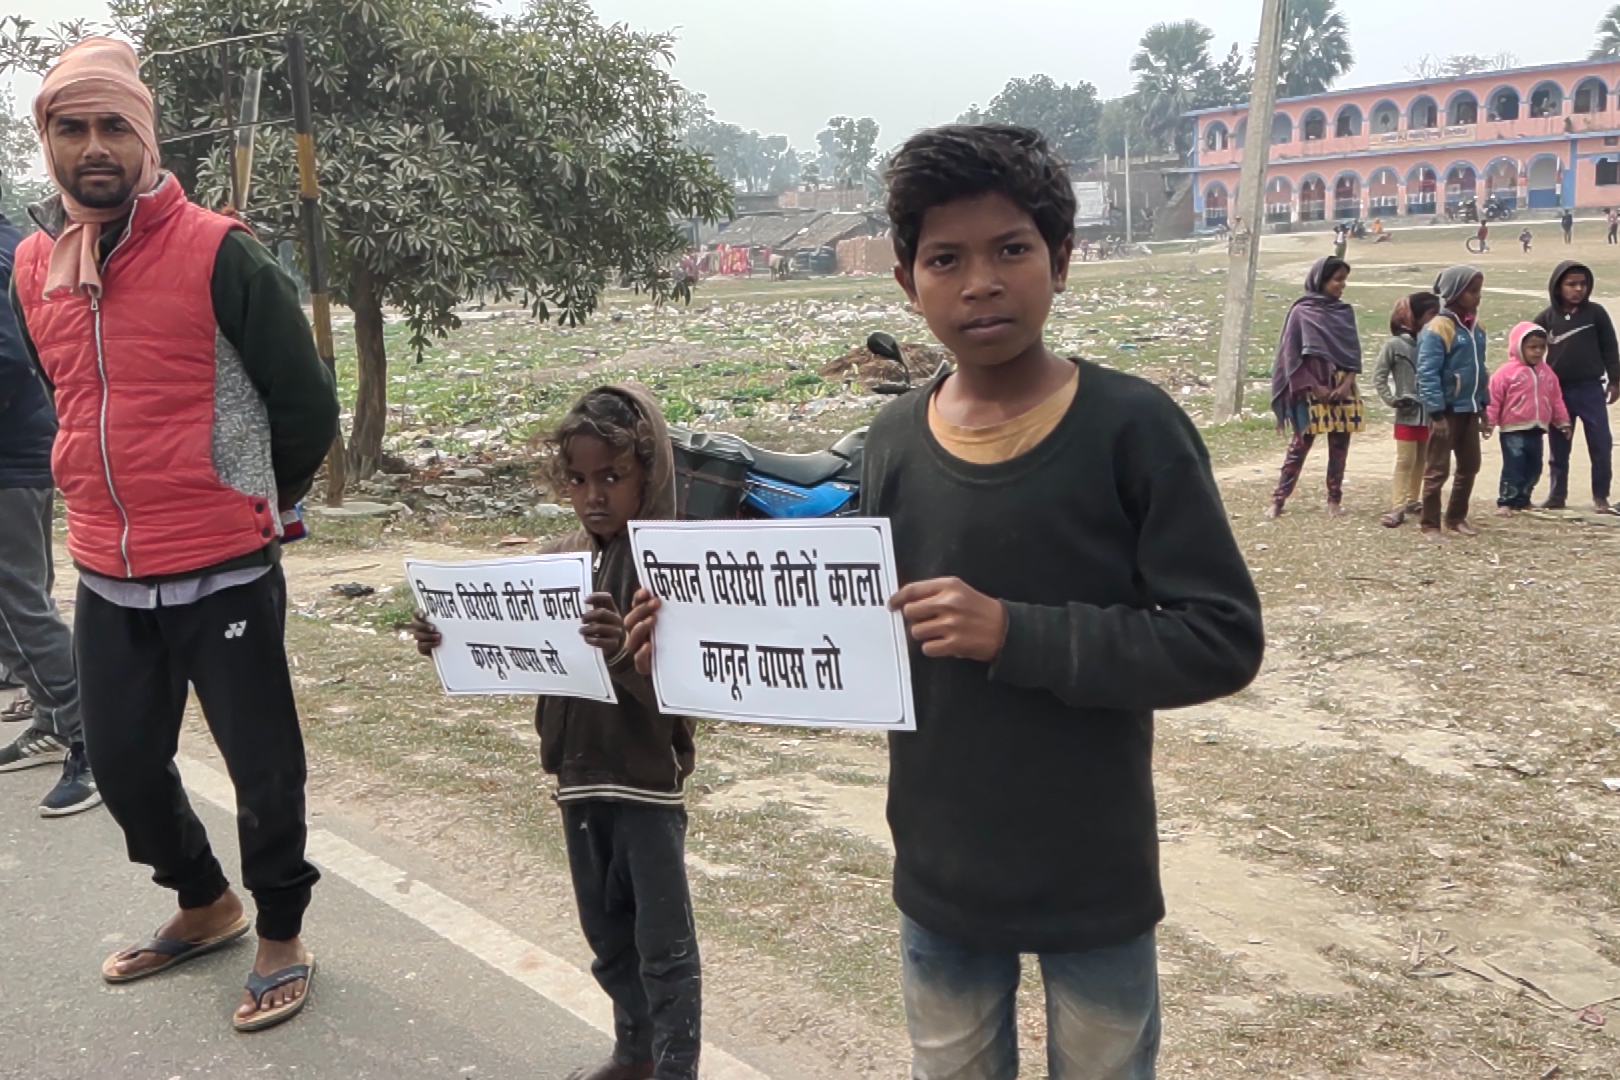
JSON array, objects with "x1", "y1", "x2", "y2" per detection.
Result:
[{"x1": 347, "y1": 262, "x2": 388, "y2": 481}]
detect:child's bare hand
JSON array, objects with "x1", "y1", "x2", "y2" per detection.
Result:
[
  {"x1": 1558, "y1": 424, "x2": 1575, "y2": 437},
  {"x1": 581, "y1": 592, "x2": 627, "y2": 655},
  {"x1": 1481, "y1": 424, "x2": 1493, "y2": 440},
  {"x1": 889, "y1": 577, "x2": 1008, "y2": 663},
  {"x1": 407, "y1": 612, "x2": 442, "y2": 656},
  {"x1": 624, "y1": 589, "x2": 661, "y2": 675}
]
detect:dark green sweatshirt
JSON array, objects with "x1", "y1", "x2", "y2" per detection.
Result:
[{"x1": 862, "y1": 360, "x2": 1265, "y2": 953}]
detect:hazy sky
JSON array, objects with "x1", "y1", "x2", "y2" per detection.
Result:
[{"x1": 6, "y1": 0, "x2": 1608, "y2": 155}]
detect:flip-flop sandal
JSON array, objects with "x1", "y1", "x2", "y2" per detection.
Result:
[
  {"x1": 1, "y1": 694, "x2": 34, "y2": 721},
  {"x1": 101, "y1": 917, "x2": 253, "y2": 984},
  {"x1": 233, "y1": 954, "x2": 315, "y2": 1034}
]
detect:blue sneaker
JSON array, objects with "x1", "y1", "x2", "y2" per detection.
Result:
[
  {"x1": 0, "y1": 727, "x2": 66, "y2": 772},
  {"x1": 39, "y1": 744, "x2": 100, "y2": 818}
]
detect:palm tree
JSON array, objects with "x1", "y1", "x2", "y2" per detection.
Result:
[
  {"x1": 1278, "y1": 0, "x2": 1354, "y2": 97},
  {"x1": 1131, "y1": 20, "x2": 1216, "y2": 154},
  {"x1": 1593, "y1": 5, "x2": 1620, "y2": 59}
]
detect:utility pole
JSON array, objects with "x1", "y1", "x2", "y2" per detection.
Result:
[
  {"x1": 1123, "y1": 132, "x2": 1133, "y2": 246},
  {"x1": 1213, "y1": 0, "x2": 1288, "y2": 421}
]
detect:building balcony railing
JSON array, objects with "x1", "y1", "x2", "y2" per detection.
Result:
[{"x1": 1197, "y1": 107, "x2": 1620, "y2": 170}]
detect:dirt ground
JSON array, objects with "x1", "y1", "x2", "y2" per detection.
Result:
[{"x1": 31, "y1": 216, "x2": 1620, "y2": 1078}]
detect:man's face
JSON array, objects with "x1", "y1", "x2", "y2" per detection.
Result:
[
  {"x1": 1560, "y1": 272, "x2": 1591, "y2": 308},
  {"x1": 48, "y1": 113, "x2": 145, "y2": 210},
  {"x1": 895, "y1": 191, "x2": 1069, "y2": 371}
]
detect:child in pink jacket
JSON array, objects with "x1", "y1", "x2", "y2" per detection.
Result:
[{"x1": 1486, "y1": 323, "x2": 1574, "y2": 514}]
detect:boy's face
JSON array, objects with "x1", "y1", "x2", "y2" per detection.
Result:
[
  {"x1": 1521, "y1": 334, "x2": 1548, "y2": 365},
  {"x1": 1560, "y1": 272, "x2": 1590, "y2": 308},
  {"x1": 564, "y1": 433, "x2": 645, "y2": 542},
  {"x1": 1452, "y1": 275, "x2": 1484, "y2": 314},
  {"x1": 895, "y1": 191, "x2": 1070, "y2": 370}
]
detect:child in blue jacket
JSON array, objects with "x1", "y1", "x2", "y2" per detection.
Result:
[{"x1": 1416, "y1": 265, "x2": 1491, "y2": 540}]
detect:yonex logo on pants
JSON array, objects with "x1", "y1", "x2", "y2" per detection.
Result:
[{"x1": 224, "y1": 621, "x2": 247, "y2": 639}]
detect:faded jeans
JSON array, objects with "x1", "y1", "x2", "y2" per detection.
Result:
[{"x1": 901, "y1": 917, "x2": 1160, "y2": 1080}]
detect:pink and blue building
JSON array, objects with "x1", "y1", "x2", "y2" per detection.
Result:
[{"x1": 1183, "y1": 58, "x2": 1620, "y2": 227}]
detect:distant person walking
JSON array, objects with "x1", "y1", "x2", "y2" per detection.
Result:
[
  {"x1": 1607, "y1": 208, "x2": 1618, "y2": 244},
  {"x1": 1562, "y1": 208, "x2": 1575, "y2": 243},
  {"x1": 1520, "y1": 227, "x2": 1534, "y2": 253},
  {"x1": 1268, "y1": 256, "x2": 1365, "y2": 519}
]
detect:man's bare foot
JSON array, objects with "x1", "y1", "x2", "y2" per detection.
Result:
[
  {"x1": 1422, "y1": 528, "x2": 1448, "y2": 543},
  {"x1": 109, "y1": 891, "x2": 246, "y2": 979},
  {"x1": 1496, "y1": 505, "x2": 1515, "y2": 517},
  {"x1": 1326, "y1": 500, "x2": 1346, "y2": 519},
  {"x1": 237, "y1": 936, "x2": 311, "y2": 1024},
  {"x1": 563, "y1": 1060, "x2": 655, "y2": 1080},
  {"x1": 1265, "y1": 499, "x2": 1285, "y2": 520},
  {"x1": 1449, "y1": 520, "x2": 1480, "y2": 537},
  {"x1": 1595, "y1": 500, "x2": 1613, "y2": 514}
]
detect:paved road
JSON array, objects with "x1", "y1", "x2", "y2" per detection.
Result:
[{"x1": 0, "y1": 714, "x2": 615, "y2": 1080}]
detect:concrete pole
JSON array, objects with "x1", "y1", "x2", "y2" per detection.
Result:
[
  {"x1": 1124, "y1": 132, "x2": 1134, "y2": 246},
  {"x1": 1212, "y1": 0, "x2": 1288, "y2": 422}
]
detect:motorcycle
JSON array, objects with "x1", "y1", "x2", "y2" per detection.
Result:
[
  {"x1": 669, "y1": 333, "x2": 948, "y2": 520},
  {"x1": 1484, "y1": 196, "x2": 1514, "y2": 222}
]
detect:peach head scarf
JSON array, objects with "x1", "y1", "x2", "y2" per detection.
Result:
[{"x1": 32, "y1": 37, "x2": 160, "y2": 298}]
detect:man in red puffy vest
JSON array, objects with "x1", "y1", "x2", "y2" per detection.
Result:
[{"x1": 8, "y1": 38, "x2": 338, "y2": 1033}]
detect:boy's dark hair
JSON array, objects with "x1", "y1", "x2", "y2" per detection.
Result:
[
  {"x1": 1398, "y1": 291, "x2": 1441, "y2": 335},
  {"x1": 885, "y1": 124, "x2": 1075, "y2": 274},
  {"x1": 541, "y1": 388, "x2": 658, "y2": 494}
]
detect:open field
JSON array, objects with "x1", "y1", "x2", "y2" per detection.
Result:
[{"x1": 99, "y1": 216, "x2": 1620, "y2": 1076}]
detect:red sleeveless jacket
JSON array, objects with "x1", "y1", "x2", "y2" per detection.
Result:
[{"x1": 14, "y1": 178, "x2": 281, "y2": 579}]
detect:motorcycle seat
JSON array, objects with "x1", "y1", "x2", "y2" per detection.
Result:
[{"x1": 747, "y1": 447, "x2": 850, "y2": 486}]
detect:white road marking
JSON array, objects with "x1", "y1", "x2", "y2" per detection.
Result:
[{"x1": 176, "y1": 754, "x2": 769, "y2": 1080}]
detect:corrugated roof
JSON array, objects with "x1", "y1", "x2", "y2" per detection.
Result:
[
  {"x1": 697, "y1": 210, "x2": 819, "y2": 249},
  {"x1": 774, "y1": 211, "x2": 886, "y2": 252}
]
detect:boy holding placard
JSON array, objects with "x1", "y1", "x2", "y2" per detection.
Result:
[
  {"x1": 860, "y1": 127, "x2": 1264, "y2": 1078},
  {"x1": 411, "y1": 386, "x2": 700, "y2": 1080}
]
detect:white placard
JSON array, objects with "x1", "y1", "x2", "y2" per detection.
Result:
[
  {"x1": 405, "y1": 554, "x2": 617, "y2": 702},
  {"x1": 629, "y1": 519, "x2": 916, "y2": 731}
]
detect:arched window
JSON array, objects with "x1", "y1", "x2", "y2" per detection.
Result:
[
  {"x1": 1233, "y1": 118, "x2": 1248, "y2": 149},
  {"x1": 1300, "y1": 109, "x2": 1327, "y2": 141},
  {"x1": 1203, "y1": 183, "x2": 1229, "y2": 226},
  {"x1": 1406, "y1": 165, "x2": 1438, "y2": 213},
  {"x1": 1204, "y1": 122, "x2": 1230, "y2": 151},
  {"x1": 1333, "y1": 174, "x2": 1361, "y2": 219},
  {"x1": 1335, "y1": 105, "x2": 1363, "y2": 138},
  {"x1": 1448, "y1": 91, "x2": 1479, "y2": 126},
  {"x1": 1370, "y1": 100, "x2": 1401, "y2": 134},
  {"x1": 1299, "y1": 177, "x2": 1327, "y2": 222},
  {"x1": 1573, "y1": 77, "x2": 1609, "y2": 114},
  {"x1": 1487, "y1": 87, "x2": 1520, "y2": 122},
  {"x1": 1368, "y1": 168, "x2": 1400, "y2": 216},
  {"x1": 1409, "y1": 96, "x2": 1439, "y2": 130},
  {"x1": 1271, "y1": 112, "x2": 1294, "y2": 145},
  {"x1": 1265, "y1": 176, "x2": 1294, "y2": 223},
  {"x1": 1529, "y1": 82, "x2": 1564, "y2": 118}
]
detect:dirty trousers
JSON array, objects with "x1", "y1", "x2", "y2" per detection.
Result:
[
  {"x1": 1273, "y1": 431, "x2": 1350, "y2": 505},
  {"x1": 75, "y1": 566, "x2": 318, "y2": 940},
  {"x1": 1390, "y1": 436, "x2": 1428, "y2": 510},
  {"x1": 563, "y1": 800, "x2": 702, "y2": 1080},
  {"x1": 1421, "y1": 411, "x2": 1483, "y2": 530}
]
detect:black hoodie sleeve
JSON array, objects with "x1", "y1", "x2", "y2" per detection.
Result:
[{"x1": 1596, "y1": 305, "x2": 1620, "y2": 384}]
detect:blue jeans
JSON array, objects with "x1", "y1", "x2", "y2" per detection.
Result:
[
  {"x1": 1498, "y1": 429, "x2": 1545, "y2": 508},
  {"x1": 901, "y1": 917, "x2": 1160, "y2": 1080},
  {"x1": 1547, "y1": 379, "x2": 1613, "y2": 503}
]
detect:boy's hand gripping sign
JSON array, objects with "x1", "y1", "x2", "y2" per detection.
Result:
[
  {"x1": 630, "y1": 519, "x2": 917, "y2": 731},
  {"x1": 406, "y1": 553, "x2": 617, "y2": 702}
]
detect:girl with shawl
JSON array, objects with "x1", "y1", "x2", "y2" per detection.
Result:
[{"x1": 1267, "y1": 256, "x2": 1366, "y2": 518}]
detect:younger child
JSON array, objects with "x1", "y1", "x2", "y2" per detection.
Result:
[
  {"x1": 1416, "y1": 266, "x2": 1491, "y2": 539},
  {"x1": 1520, "y1": 227, "x2": 1533, "y2": 254},
  {"x1": 1372, "y1": 291, "x2": 1441, "y2": 527},
  {"x1": 631, "y1": 124, "x2": 1265, "y2": 1078},
  {"x1": 411, "y1": 386, "x2": 700, "y2": 1080},
  {"x1": 1476, "y1": 220, "x2": 1490, "y2": 253},
  {"x1": 1485, "y1": 324, "x2": 1573, "y2": 514}
]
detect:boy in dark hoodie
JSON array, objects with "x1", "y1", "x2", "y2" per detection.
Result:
[
  {"x1": 412, "y1": 386, "x2": 699, "y2": 1080},
  {"x1": 1534, "y1": 261, "x2": 1619, "y2": 511},
  {"x1": 629, "y1": 125, "x2": 1266, "y2": 1079}
]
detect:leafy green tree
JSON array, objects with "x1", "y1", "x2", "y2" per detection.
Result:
[
  {"x1": 957, "y1": 75, "x2": 1102, "y2": 165},
  {"x1": 1096, "y1": 95, "x2": 1144, "y2": 158},
  {"x1": 0, "y1": 87, "x2": 48, "y2": 229},
  {"x1": 1, "y1": 0, "x2": 730, "y2": 480},
  {"x1": 1278, "y1": 0, "x2": 1354, "y2": 97},
  {"x1": 1132, "y1": 20, "x2": 1217, "y2": 154},
  {"x1": 818, "y1": 116, "x2": 880, "y2": 190},
  {"x1": 1197, "y1": 43, "x2": 1252, "y2": 110},
  {"x1": 1594, "y1": 5, "x2": 1620, "y2": 58}
]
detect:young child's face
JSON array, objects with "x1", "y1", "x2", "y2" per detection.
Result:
[
  {"x1": 1560, "y1": 273, "x2": 1591, "y2": 308},
  {"x1": 1521, "y1": 334, "x2": 1548, "y2": 366},
  {"x1": 1453, "y1": 275, "x2": 1484, "y2": 314},
  {"x1": 563, "y1": 433, "x2": 645, "y2": 541},
  {"x1": 896, "y1": 191, "x2": 1070, "y2": 370},
  {"x1": 1324, "y1": 268, "x2": 1350, "y2": 300}
]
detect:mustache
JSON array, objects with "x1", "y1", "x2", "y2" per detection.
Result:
[{"x1": 72, "y1": 162, "x2": 126, "y2": 177}]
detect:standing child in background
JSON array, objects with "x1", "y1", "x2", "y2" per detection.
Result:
[
  {"x1": 1486, "y1": 324, "x2": 1572, "y2": 515},
  {"x1": 631, "y1": 124, "x2": 1265, "y2": 1080},
  {"x1": 1333, "y1": 223, "x2": 1349, "y2": 260},
  {"x1": 1607, "y1": 207, "x2": 1618, "y2": 244},
  {"x1": 1520, "y1": 227, "x2": 1533, "y2": 254},
  {"x1": 1373, "y1": 291, "x2": 1441, "y2": 528},
  {"x1": 1534, "y1": 261, "x2": 1619, "y2": 512},
  {"x1": 1267, "y1": 257, "x2": 1366, "y2": 519},
  {"x1": 411, "y1": 386, "x2": 702, "y2": 1080},
  {"x1": 1476, "y1": 220, "x2": 1490, "y2": 253},
  {"x1": 1416, "y1": 266, "x2": 1492, "y2": 540},
  {"x1": 1562, "y1": 208, "x2": 1575, "y2": 243}
]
